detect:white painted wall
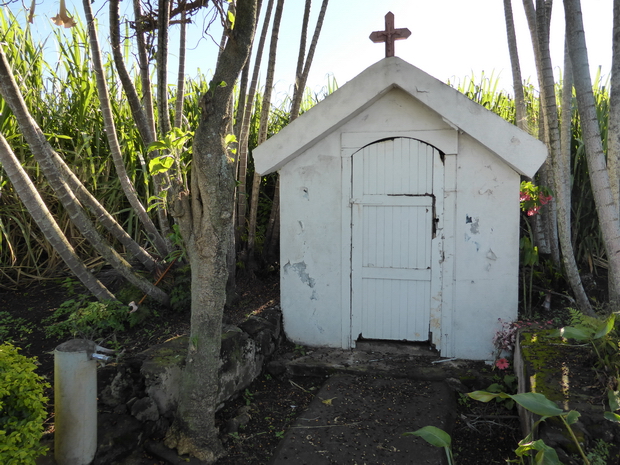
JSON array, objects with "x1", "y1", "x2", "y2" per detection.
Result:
[
  {"x1": 280, "y1": 134, "x2": 343, "y2": 347},
  {"x1": 450, "y1": 133, "x2": 520, "y2": 359}
]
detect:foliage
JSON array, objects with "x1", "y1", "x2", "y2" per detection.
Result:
[
  {"x1": 169, "y1": 264, "x2": 192, "y2": 313},
  {"x1": 493, "y1": 317, "x2": 556, "y2": 359},
  {"x1": 484, "y1": 373, "x2": 518, "y2": 410},
  {"x1": 519, "y1": 181, "x2": 553, "y2": 317},
  {"x1": 403, "y1": 425, "x2": 454, "y2": 465},
  {"x1": 468, "y1": 390, "x2": 588, "y2": 464},
  {"x1": 552, "y1": 310, "x2": 620, "y2": 404},
  {"x1": 0, "y1": 343, "x2": 49, "y2": 463},
  {"x1": 586, "y1": 439, "x2": 612, "y2": 465},
  {"x1": 0, "y1": 311, "x2": 34, "y2": 347},
  {"x1": 43, "y1": 296, "x2": 136, "y2": 340},
  {"x1": 520, "y1": 181, "x2": 553, "y2": 217}
]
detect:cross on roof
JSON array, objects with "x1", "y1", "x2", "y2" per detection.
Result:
[{"x1": 369, "y1": 12, "x2": 411, "y2": 58}]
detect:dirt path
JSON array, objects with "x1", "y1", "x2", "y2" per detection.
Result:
[{"x1": 270, "y1": 374, "x2": 454, "y2": 464}]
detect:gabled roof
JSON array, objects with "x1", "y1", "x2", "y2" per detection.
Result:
[{"x1": 253, "y1": 57, "x2": 547, "y2": 178}]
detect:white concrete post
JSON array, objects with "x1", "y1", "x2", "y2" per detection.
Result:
[{"x1": 54, "y1": 339, "x2": 98, "y2": 465}]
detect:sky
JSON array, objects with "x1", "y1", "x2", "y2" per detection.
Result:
[{"x1": 9, "y1": 0, "x2": 615, "y2": 103}]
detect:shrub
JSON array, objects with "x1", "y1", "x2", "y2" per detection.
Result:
[
  {"x1": 0, "y1": 343, "x2": 49, "y2": 463},
  {"x1": 44, "y1": 298, "x2": 130, "y2": 340}
]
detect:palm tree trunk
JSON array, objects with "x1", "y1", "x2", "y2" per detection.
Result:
[
  {"x1": 289, "y1": 0, "x2": 329, "y2": 120},
  {"x1": 133, "y1": 0, "x2": 157, "y2": 138},
  {"x1": 523, "y1": 0, "x2": 592, "y2": 312},
  {"x1": 503, "y1": 0, "x2": 527, "y2": 130},
  {"x1": 110, "y1": 0, "x2": 173, "y2": 243},
  {"x1": 564, "y1": 0, "x2": 620, "y2": 304},
  {"x1": 174, "y1": 9, "x2": 187, "y2": 129},
  {"x1": 608, "y1": 0, "x2": 620, "y2": 209},
  {"x1": 0, "y1": 134, "x2": 114, "y2": 301},
  {"x1": 0, "y1": 46, "x2": 169, "y2": 305},
  {"x1": 82, "y1": 0, "x2": 170, "y2": 257},
  {"x1": 237, "y1": 0, "x2": 275, "y2": 247},
  {"x1": 263, "y1": 0, "x2": 329, "y2": 262},
  {"x1": 157, "y1": 0, "x2": 172, "y2": 137}
]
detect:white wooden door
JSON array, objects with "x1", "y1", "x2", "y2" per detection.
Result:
[{"x1": 351, "y1": 138, "x2": 440, "y2": 341}]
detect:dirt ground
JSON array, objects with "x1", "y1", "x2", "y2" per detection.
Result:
[{"x1": 0, "y1": 274, "x2": 560, "y2": 464}]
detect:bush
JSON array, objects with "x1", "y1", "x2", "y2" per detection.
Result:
[
  {"x1": 44, "y1": 298, "x2": 131, "y2": 340},
  {"x1": 0, "y1": 343, "x2": 49, "y2": 463}
]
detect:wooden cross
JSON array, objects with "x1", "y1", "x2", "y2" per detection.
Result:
[{"x1": 369, "y1": 12, "x2": 411, "y2": 58}]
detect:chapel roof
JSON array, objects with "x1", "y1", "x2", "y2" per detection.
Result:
[{"x1": 253, "y1": 57, "x2": 547, "y2": 178}]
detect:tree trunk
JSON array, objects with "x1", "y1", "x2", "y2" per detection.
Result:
[
  {"x1": 110, "y1": 0, "x2": 156, "y2": 145},
  {"x1": 157, "y1": 0, "x2": 172, "y2": 137},
  {"x1": 522, "y1": 0, "x2": 591, "y2": 312},
  {"x1": 246, "y1": 0, "x2": 283, "y2": 267},
  {"x1": 609, "y1": 0, "x2": 620, "y2": 210},
  {"x1": 164, "y1": 0, "x2": 258, "y2": 461},
  {"x1": 289, "y1": 0, "x2": 329, "y2": 120},
  {"x1": 0, "y1": 135, "x2": 114, "y2": 300},
  {"x1": 237, "y1": 0, "x2": 275, "y2": 247},
  {"x1": 111, "y1": 0, "x2": 173, "y2": 243},
  {"x1": 263, "y1": 0, "x2": 329, "y2": 262},
  {"x1": 557, "y1": 39, "x2": 593, "y2": 314},
  {"x1": 0, "y1": 45, "x2": 169, "y2": 304},
  {"x1": 82, "y1": 0, "x2": 170, "y2": 257},
  {"x1": 174, "y1": 10, "x2": 187, "y2": 129},
  {"x1": 565, "y1": 0, "x2": 620, "y2": 303},
  {"x1": 133, "y1": 0, "x2": 157, "y2": 138},
  {"x1": 503, "y1": 0, "x2": 527, "y2": 130},
  {"x1": 265, "y1": 0, "x2": 329, "y2": 258}
]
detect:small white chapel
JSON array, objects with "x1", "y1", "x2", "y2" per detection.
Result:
[{"x1": 252, "y1": 13, "x2": 547, "y2": 360}]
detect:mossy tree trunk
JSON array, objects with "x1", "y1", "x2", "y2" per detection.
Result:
[{"x1": 164, "y1": 0, "x2": 258, "y2": 461}]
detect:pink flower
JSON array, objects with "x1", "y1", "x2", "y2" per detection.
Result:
[
  {"x1": 495, "y1": 358, "x2": 510, "y2": 370},
  {"x1": 520, "y1": 192, "x2": 531, "y2": 202},
  {"x1": 539, "y1": 194, "x2": 553, "y2": 205},
  {"x1": 527, "y1": 206, "x2": 541, "y2": 216}
]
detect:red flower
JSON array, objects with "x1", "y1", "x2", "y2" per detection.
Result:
[
  {"x1": 495, "y1": 358, "x2": 510, "y2": 370},
  {"x1": 539, "y1": 194, "x2": 553, "y2": 205},
  {"x1": 527, "y1": 206, "x2": 541, "y2": 216}
]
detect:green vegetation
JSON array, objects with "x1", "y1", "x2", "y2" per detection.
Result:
[
  {"x1": 0, "y1": 343, "x2": 49, "y2": 463},
  {"x1": 407, "y1": 390, "x2": 595, "y2": 465},
  {"x1": 0, "y1": 10, "x2": 330, "y2": 288}
]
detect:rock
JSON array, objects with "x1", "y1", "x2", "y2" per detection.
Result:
[
  {"x1": 95, "y1": 414, "x2": 143, "y2": 465},
  {"x1": 99, "y1": 369, "x2": 134, "y2": 407},
  {"x1": 141, "y1": 336, "x2": 186, "y2": 419},
  {"x1": 238, "y1": 315, "x2": 276, "y2": 337},
  {"x1": 92, "y1": 309, "x2": 284, "y2": 463},
  {"x1": 131, "y1": 397, "x2": 160, "y2": 422}
]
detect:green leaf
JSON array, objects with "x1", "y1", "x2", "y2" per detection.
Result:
[
  {"x1": 594, "y1": 314, "x2": 615, "y2": 339},
  {"x1": 508, "y1": 392, "x2": 563, "y2": 417},
  {"x1": 608, "y1": 390, "x2": 620, "y2": 412},
  {"x1": 148, "y1": 156, "x2": 174, "y2": 175},
  {"x1": 225, "y1": 134, "x2": 237, "y2": 146},
  {"x1": 564, "y1": 410, "x2": 580, "y2": 425},
  {"x1": 467, "y1": 390, "x2": 506, "y2": 402},
  {"x1": 551, "y1": 326, "x2": 593, "y2": 341},
  {"x1": 604, "y1": 411, "x2": 620, "y2": 423},
  {"x1": 514, "y1": 437, "x2": 536, "y2": 457},
  {"x1": 146, "y1": 141, "x2": 167, "y2": 152},
  {"x1": 533, "y1": 441, "x2": 561, "y2": 465},
  {"x1": 403, "y1": 425, "x2": 451, "y2": 448},
  {"x1": 227, "y1": 10, "x2": 235, "y2": 29},
  {"x1": 486, "y1": 383, "x2": 504, "y2": 393}
]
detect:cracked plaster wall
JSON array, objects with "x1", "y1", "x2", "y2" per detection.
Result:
[{"x1": 451, "y1": 133, "x2": 520, "y2": 359}]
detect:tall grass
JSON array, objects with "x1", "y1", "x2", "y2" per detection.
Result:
[{"x1": 0, "y1": 10, "x2": 611, "y2": 290}]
